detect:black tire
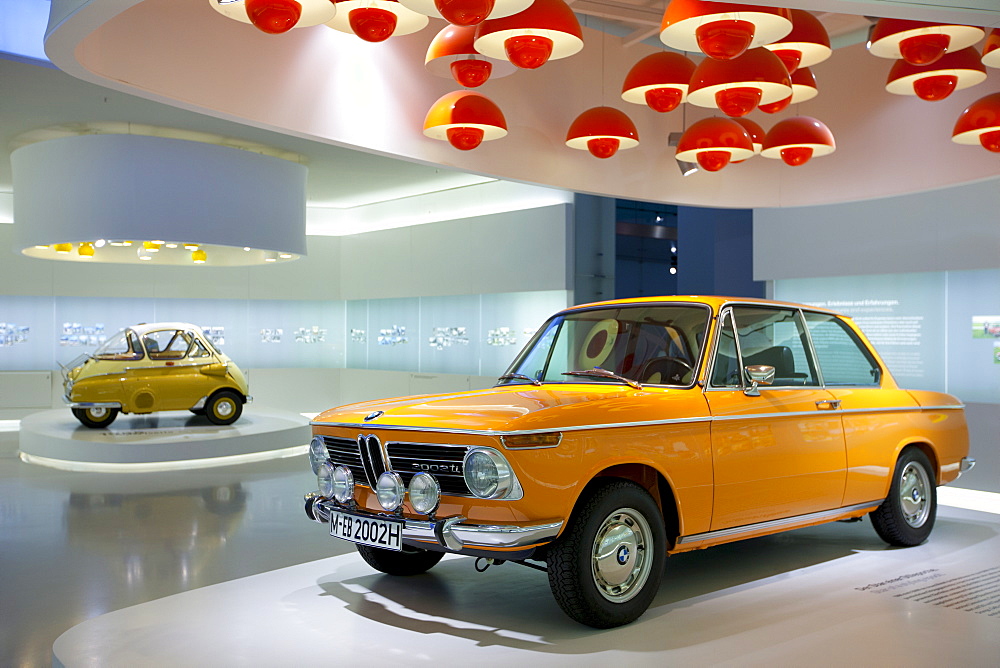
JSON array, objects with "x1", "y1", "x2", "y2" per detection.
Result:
[
  {"x1": 204, "y1": 390, "x2": 242, "y2": 426},
  {"x1": 546, "y1": 480, "x2": 666, "y2": 628},
  {"x1": 870, "y1": 448, "x2": 937, "y2": 547},
  {"x1": 356, "y1": 544, "x2": 444, "y2": 576},
  {"x1": 71, "y1": 406, "x2": 119, "y2": 428}
]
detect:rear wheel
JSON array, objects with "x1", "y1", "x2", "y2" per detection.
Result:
[
  {"x1": 870, "y1": 448, "x2": 937, "y2": 547},
  {"x1": 546, "y1": 480, "x2": 666, "y2": 628},
  {"x1": 356, "y1": 544, "x2": 444, "y2": 576},
  {"x1": 204, "y1": 390, "x2": 242, "y2": 425},
  {"x1": 71, "y1": 406, "x2": 119, "y2": 428}
]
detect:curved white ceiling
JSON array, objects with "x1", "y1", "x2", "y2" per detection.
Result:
[{"x1": 45, "y1": 0, "x2": 1000, "y2": 208}]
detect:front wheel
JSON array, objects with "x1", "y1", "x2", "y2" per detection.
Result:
[
  {"x1": 204, "y1": 390, "x2": 242, "y2": 425},
  {"x1": 546, "y1": 480, "x2": 666, "y2": 628},
  {"x1": 870, "y1": 448, "x2": 937, "y2": 547},
  {"x1": 71, "y1": 406, "x2": 119, "y2": 428},
  {"x1": 356, "y1": 544, "x2": 444, "y2": 576}
]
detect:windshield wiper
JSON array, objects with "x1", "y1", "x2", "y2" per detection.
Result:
[
  {"x1": 562, "y1": 368, "x2": 642, "y2": 390},
  {"x1": 497, "y1": 373, "x2": 542, "y2": 386}
]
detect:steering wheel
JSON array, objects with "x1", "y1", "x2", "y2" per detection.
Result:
[{"x1": 637, "y1": 356, "x2": 693, "y2": 384}]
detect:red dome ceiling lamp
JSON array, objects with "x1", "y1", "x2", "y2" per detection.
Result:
[
  {"x1": 952, "y1": 92, "x2": 1000, "y2": 153},
  {"x1": 399, "y1": 0, "x2": 530, "y2": 26},
  {"x1": 425, "y1": 24, "x2": 515, "y2": 87},
  {"x1": 686, "y1": 47, "x2": 791, "y2": 117},
  {"x1": 621, "y1": 52, "x2": 697, "y2": 113},
  {"x1": 423, "y1": 91, "x2": 508, "y2": 151},
  {"x1": 210, "y1": 0, "x2": 336, "y2": 34},
  {"x1": 759, "y1": 66, "x2": 817, "y2": 114},
  {"x1": 659, "y1": 0, "x2": 792, "y2": 61},
  {"x1": 674, "y1": 117, "x2": 754, "y2": 172},
  {"x1": 761, "y1": 116, "x2": 835, "y2": 166},
  {"x1": 885, "y1": 47, "x2": 986, "y2": 102},
  {"x1": 867, "y1": 19, "x2": 985, "y2": 66},
  {"x1": 980, "y1": 28, "x2": 1000, "y2": 68},
  {"x1": 473, "y1": 0, "x2": 583, "y2": 70},
  {"x1": 762, "y1": 9, "x2": 830, "y2": 75},
  {"x1": 730, "y1": 117, "x2": 764, "y2": 162},
  {"x1": 565, "y1": 107, "x2": 640, "y2": 159},
  {"x1": 326, "y1": 0, "x2": 427, "y2": 41}
]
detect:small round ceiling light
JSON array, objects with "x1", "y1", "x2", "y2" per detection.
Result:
[
  {"x1": 660, "y1": 0, "x2": 792, "y2": 61},
  {"x1": 763, "y1": 9, "x2": 830, "y2": 74},
  {"x1": 687, "y1": 47, "x2": 791, "y2": 117},
  {"x1": 983, "y1": 29, "x2": 1000, "y2": 69},
  {"x1": 621, "y1": 52, "x2": 697, "y2": 113},
  {"x1": 674, "y1": 116, "x2": 754, "y2": 172},
  {"x1": 867, "y1": 19, "x2": 985, "y2": 66},
  {"x1": 78, "y1": 242, "x2": 95, "y2": 258},
  {"x1": 566, "y1": 107, "x2": 639, "y2": 159},
  {"x1": 759, "y1": 66, "x2": 817, "y2": 114},
  {"x1": 886, "y1": 47, "x2": 986, "y2": 102},
  {"x1": 474, "y1": 0, "x2": 583, "y2": 70},
  {"x1": 761, "y1": 116, "x2": 835, "y2": 166},
  {"x1": 425, "y1": 24, "x2": 515, "y2": 88},
  {"x1": 326, "y1": 0, "x2": 427, "y2": 42},
  {"x1": 209, "y1": 0, "x2": 337, "y2": 34},
  {"x1": 423, "y1": 91, "x2": 508, "y2": 150},
  {"x1": 730, "y1": 116, "x2": 764, "y2": 162},
  {"x1": 952, "y1": 92, "x2": 1000, "y2": 153},
  {"x1": 400, "y1": 0, "x2": 531, "y2": 25},
  {"x1": 192, "y1": 248, "x2": 208, "y2": 264}
]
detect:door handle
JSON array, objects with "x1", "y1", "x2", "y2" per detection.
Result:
[{"x1": 815, "y1": 399, "x2": 841, "y2": 410}]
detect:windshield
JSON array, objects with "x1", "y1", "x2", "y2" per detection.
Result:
[
  {"x1": 93, "y1": 329, "x2": 144, "y2": 361},
  {"x1": 500, "y1": 304, "x2": 711, "y2": 387}
]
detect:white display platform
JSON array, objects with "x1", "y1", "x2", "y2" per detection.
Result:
[
  {"x1": 19, "y1": 408, "x2": 310, "y2": 471},
  {"x1": 52, "y1": 504, "x2": 1000, "y2": 666}
]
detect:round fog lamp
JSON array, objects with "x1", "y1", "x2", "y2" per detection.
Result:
[
  {"x1": 309, "y1": 436, "x2": 328, "y2": 474},
  {"x1": 463, "y1": 448, "x2": 512, "y2": 499},
  {"x1": 376, "y1": 471, "x2": 405, "y2": 511},
  {"x1": 331, "y1": 465, "x2": 355, "y2": 503},
  {"x1": 317, "y1": 461, "x2": 335, "y2": 498},
  {"x1": 408, "y1": 472, "x2": 441, "y2": 515}
]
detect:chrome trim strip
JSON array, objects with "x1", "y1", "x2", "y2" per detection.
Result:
[
  {"x1": 677, "y1": 501, "x2": 881, "y2": 545},
  {"x1": 63, "y1": 397, "x2": 122, "y2": 409}
]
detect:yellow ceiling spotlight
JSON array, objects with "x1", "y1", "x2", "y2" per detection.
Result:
[
  {"x1": 54, "y1": 243, "x2": 72, "y2": 254},
  {"x1": 191, "y1": 248, "x2": 207, "y2": 264},
  {"x1": 183, "y1": 242, "x2": 199, "y2": 250},
  {"x1": 78, "y1": 242, "x2": 95, "y2": 258},
  {"x1": 143, "y1": 241, "x2": 161, "y2": 252}
]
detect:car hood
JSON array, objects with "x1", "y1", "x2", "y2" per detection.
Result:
[{"x1": 313, "y1": 383, "x2": 706, "y2": 433}]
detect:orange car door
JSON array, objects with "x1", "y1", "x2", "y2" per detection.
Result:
[{"x1": 705, "y1": 306, "x2": 847, "y2": 531}]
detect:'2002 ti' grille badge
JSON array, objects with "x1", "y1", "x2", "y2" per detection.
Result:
[{"x1": 364, "y1": 410, "x2": 384, "y2": 422}]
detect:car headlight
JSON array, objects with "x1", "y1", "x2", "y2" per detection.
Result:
[
  {"x1": 309, "y1": 436, "x2": 329, "y2": 475},
  {"x1": 331, "y1": 465, "x2": 354, "y2": 504},
  {"x1": 464, "y1": 447, "x2": 519, "y2": 499},
  {"x1": 376, "y1": 471, "x2": 405, "y2": 511},
  {"x1": 408, "y1": 472, "x2": 441, "y2": 515},
  {"x1": 317, "y1": 461, "x2": 335, "y2": 498}
]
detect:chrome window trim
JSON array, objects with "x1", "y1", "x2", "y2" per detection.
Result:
[{"x1": 677, "y1": 500, "x2": 882, "y2": 545}]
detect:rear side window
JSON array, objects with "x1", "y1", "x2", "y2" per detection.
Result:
[{"x1": 803, "y1": 313, "x2": 881, "y2": 386}]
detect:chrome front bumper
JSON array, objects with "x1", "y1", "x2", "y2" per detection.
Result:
[
  {"x1": 961, "y1": 457, "x2": 976, "y2": 473},
  {"x1": 63, "y1": 396, "x2": 121, "y2": 409},
  {"x1": 306, "y1": 495, "x2": 563, "y2": 554}
]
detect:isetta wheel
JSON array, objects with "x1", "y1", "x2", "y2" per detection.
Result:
[
  {"x1": 204, "y1": 390, "x2": 243, "y2": 426},
  {"x1": 71, "y1": 406, "x2": 119, "y2": 429}
]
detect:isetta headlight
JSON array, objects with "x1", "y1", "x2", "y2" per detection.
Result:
[
  {"x1": 408, "y1": 472, "x2": 441, "y2": 515},
  {"x1": 309, "y1": 436, "x2": 329, "y2": 475},
  {"x1": 331, "y1": 465, "x2": 355, "y2": 504},
  {"x1": 376, "y1": 471, "x2": 405, "y2": 511}
]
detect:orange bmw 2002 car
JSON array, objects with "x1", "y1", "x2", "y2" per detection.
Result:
[{"x1": 304, "y1": 296, "x2": 973, "y2": 628}]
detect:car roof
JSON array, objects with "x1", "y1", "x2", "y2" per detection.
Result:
[
  {"x1": 560, "y1": 295, "x2": 842, "y2": 316},
  {"x1": 127, "y1": 322, "x2": 205, "y2": 337}
]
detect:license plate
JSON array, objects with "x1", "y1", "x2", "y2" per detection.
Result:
[{"x1": 329, "y1": 510, "x2": 403, "y2": 551}]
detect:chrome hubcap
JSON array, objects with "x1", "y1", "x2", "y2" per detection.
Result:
[
  {"x1": 216, "y1": 401, "x2": 234, "y2": 417},
  {"x1": 88, "y1": 408, "x2": 108, "y2": 419},
  {"x1": 900, "y1": 461, "x2": 931, "y2": 528},
  {"x1": 591, "y1": 507, "x2": 653, "y2": 603}
]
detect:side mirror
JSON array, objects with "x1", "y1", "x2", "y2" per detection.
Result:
[{"x1": 744, "y1": 364, "x2": 775, "y2": 397}]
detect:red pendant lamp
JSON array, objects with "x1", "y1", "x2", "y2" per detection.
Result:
[
  {"x1": 730, "y1": 117, "x2": 764, "y2": 162},
  {"x1": 982, "y1": 29, "x2": 1000, "y2": 69},
  {"x1": 687, "y1": 47, "x2": 791, "y2": 117},
  {"x1": 674, "y1": 117, "x2": 754, "y2": 172},
  {"x1": 952, "y1": 93, "x2": 1000, "y2": 153},
  {"x1": 399, "y1": 0, "x2": 530, "y2": 26},
  {"x1": 763, "y1": 9, "x2": 830, "y2": 75},
  {"x1": 424, "y1": 91, "x2": 508, "y2": 151},
  {"x1": 474, "y1": 0, "x2": 583, "y2": 70},
  {"x1": 425, "y1": 25, "x2": 515, "y2": 87},
  {"x1": 759, "y1": 66, "x2": 817, "y2": 114},
  {"x1": 659, "y1": 0, "x2": 791, "y2": 61},
  {"x1": 761, "y1": 116, "x2": 835, "y2": 166},
  {"x1": 621, "y1": 52, "x2": 697, "y2": 113},
  {"x1": 326, "y1": 0, "x2": 427, "y2": 41},
  {"x1": 210, "y1": 0, "x2": 336, "y2": 34},
  {"x1": 566, "y1": 107, "x2": 639, "y2": 159},
  {"x1": 885, "y1": 47, "x2": 986, "y2": 102},
  {"x1": 867, "y1": 19, "x2": 984, "y2": 66}
]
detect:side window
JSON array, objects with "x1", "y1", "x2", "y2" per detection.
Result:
[
  {"x1": 803, "y1": 313, "x2": 881, "y2": 386},
  {"x1": 143, "y1": 330, "x2": 188, "y2": 360},
  {"x1": 189, "y1": 337, "x2": 213, "y2": 359},
  {"x1": 731, "y1": 306, "x2": 819, "y2": 387},
  {"x1": 710, "y1": 309, "x2": 741, "y2": 388}
]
